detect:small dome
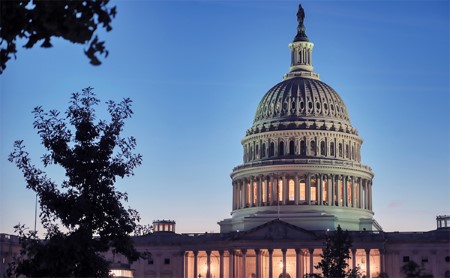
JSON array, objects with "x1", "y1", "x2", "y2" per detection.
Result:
[{"x1": 251, "y1": 77, "x2": 351, "y2": 132}]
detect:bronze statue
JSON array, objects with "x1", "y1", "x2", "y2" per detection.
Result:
[{"x1": 297, "y1": 4, "x2": 305, "y2": 26}]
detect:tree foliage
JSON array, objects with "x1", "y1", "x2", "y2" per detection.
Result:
[
  {"x1": 316, "y1": 225, "x2": 356, "y2": 278},
  {"x1": 0, "y1": 0, "x2": 116, "y2": 74},
  {"x1": 8, "y1": 87, "x2": 142, "y2": 277},
  {"x1": 401, "y1": 260, "x2": 433, "y2": 278}
]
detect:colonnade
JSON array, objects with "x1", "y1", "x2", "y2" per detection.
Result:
[
  {"x1": 184, "y1": 247, "x2": 382, "y2": 278},
  {"x1": 243, "y1": 136, "x2": 361, "y2": 163},
  {"x1": 232, "y1": 174, "x2": 372, "y2": 211}
]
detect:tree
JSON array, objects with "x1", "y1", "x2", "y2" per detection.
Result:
[
  {"x1": 0, "y1": 0, "x2": 116, "y2": 74},
  {"x1": 7, "y1": 87, "x2": 142, "y2": 277},
  {"x1": 401, "y1": 260, "x2": 433, "y2": 278},
  {"x1": 315, "y1": 225, "x2": 357, "y2": 278}
]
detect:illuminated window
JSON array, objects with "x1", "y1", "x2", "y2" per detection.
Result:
[
  {"x1": 262, "y1": 181, "x2": 267, "y2": 203},
  {"x1": 268, "y1": 181, "x2": 272, "y2": 202},
  {"x1": 347, "y1": 180, "x2": 352, "y2": 206},
  {"x1": 278, "y1": 180, "x2": 283, "y2": 202},
  {"x1": 322, "y1": 178, "x2": 328, "y2": 203},
  {"x1": 253, "y1": 182, "x2": 257, "y2": 205},
  {"x1": 339, "y1": 179, "x2": 344, "y2": 206},
  {"x1": 311, "y1": 178, "x2": 317, "y2": 203},
  {"x1": 288, "y1": 179, "x2": 295, "y2": 201},
  {"x1": 300, "y1": 180, "x2": 306, "y2": 201},
  {"x1": 246, "y1": 183, "x2": 251, "y2": 205}
]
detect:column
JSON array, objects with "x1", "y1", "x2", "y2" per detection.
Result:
[
  {"x1": 282, "y1": 249, "x2": 287, "y2": 278},
  {"x1": 337, "y1": 176, "x2": 341, "y2": 207},
  {"x1": 294, "y1": 175, "x2": 299, "y2": 205},
  {"x1": 282, "y1": 175, "x2": 287, "y2": 205},
  {"x1": 327, "y1": 175, "x2": 332, "y2": 206},
  {"x1": 257, "y1": 176, "x2": 262, "y2": 206},
  {"x1": 351, "y1": 249, "x2": 357, "y2": 270},
  {"x1": 206, "y1": 250, "x2": 211, "y2": 278},
  {"x1": 365, "y1": 249, "x2": 371, "y2": 278},
  {"x1": 193, "y1": 250, "x2": 198, "y2": 278},
  {"x1": 351, "y1": 176, "x2": 355, "y2": 207},
  {"x1": 309, "y1": 248, "x2": 314, "y2": 276},
  {"x1": 368, "y1": 181, "x2": 372, "y2": 210},
  {"x1": 241, "y1": 249, "x2": 247, "y2": 278},
  {"x1": 232, "y1": 182, "x2": 236, "y2": 210},
  {"x1": 295, "y1": 249, "x2": 302, "y2": 278},
  {"x1": 343, "y1": 175, "x2": 348, "y2": 207},
  {"x1": 250, "y1": 177, "x2": 254, "y2": 207},
  {"x1": 379, "y1": 249, "x2": 385, "y2": 274},
  {"x1": 268, "y1": 249, "x2": 273, "y2": 278},
  {"x1": 318, "y1": 175, "x2": 323, "y2": 205},
  {"x1": 219, "y1": 250, "x2": 224, "y2": 278},
  {"x1": 255, "y1": 249, "x2": 261, "y2": 278},
  {"x1": 306, "y1": 175, "x2": 311, "y2": 205},
  {"x1": 228, "y1": 250, "x2": 234, "y2": 278},
  {"x1": 182, "y1": 252, "x2": 187, "y2": 278},
  {"x1": 243, "y1": 179, "x2": 248, "y2": 208}
]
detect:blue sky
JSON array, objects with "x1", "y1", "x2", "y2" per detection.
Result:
[{"x1": 0, "y1": 1, "x2": 449, "y2": 235}]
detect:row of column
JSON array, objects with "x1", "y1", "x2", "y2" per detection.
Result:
[
  {"x1": 185, "y1": 248, "x2": 382, "y2": 278},
  {"x1": 232, "y1": 174, "x2": 372, "y2": 211}
]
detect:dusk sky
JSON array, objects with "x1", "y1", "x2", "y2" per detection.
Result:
[{"x1": 1, "y1": 1, "x2": 449, "y2": 236}]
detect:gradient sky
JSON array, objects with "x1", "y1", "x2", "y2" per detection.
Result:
[{"x1": 1, "y1": 1, "x2": 449, "y2": 236}]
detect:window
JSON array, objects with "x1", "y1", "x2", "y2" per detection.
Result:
[
  {"x1": 347, "y1": 180, "x2": 352, "y2": 207},
  {"x1": 322, "y1": 178, "x2": 327, "y2": 203},
  {"x1": 148, "y1": 259, "x2": 154, "y2": 265},
  {"x1": 445, "y1": 256, "x2": 450, "y2": 262},
  {"x1": 403, "y1": 256, "x2": 410, "y2": 263},
  {"x1": 339, "y1": 143, "x2": 343, "y2": 157},
  {"x1": 310, "y1": 178, "x2": 317, "y2": 203},
  {"x1": 279, "y1": 141, "x2": 285, "y2": 156},
  {"x1": 330, "y1": 142, "x2": 335, "y2": 156},
  {"x1": 164, "y1": 258, "x2": 170, "y2": 265},
  {"x1": 289, "y1": 140, "x2": 295, "y2": 155},
  {"x1": 262, "y1": 181, "x2": 267, "y2": 203},
  {"x1": 288, "y1": 179, "x2": 295, "y2": 201},
  {"x1": 278, "y1": 180, "x2": 283, "y2": 202},
  {"x1": 300, "y1": 180, "x2": 306, "y2": 201},
  {"x1": 310, "y1": 140, "x2": 316, "y2": 155},
  {"x1": 300, "y1": 140, "x2": 306, "y2": 155},
  {"x1": 345, "y1": 144, "x2": 349, "y2": 158},
  {"x1": 320, "y1": 141, "x2": 326, "y2": 156},
  {"x1": 253, "y1": 182, "x2": 257, "y2": 205},
  {"x1": 269, "y1": 142, "x2": 275, "y2": 157},
  {"x1": 262, "y1": 143, "x2": 266, "y2": 157}
]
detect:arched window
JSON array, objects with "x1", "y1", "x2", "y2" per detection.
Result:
[
  {"x1": 322, "y1": 178, "x2": 328, "y2": 204},
  {"x1": 320, "y1": 141, "x2": 326, "y2": 156},
  {"x1": 253, "y1": 182, "x2": 257, "y2": 205},
  {"x1": 250, "y1": 146, "x2": 253, "y2": 161},
  {"x1": 299, "y1": 179, "x2": 306, "y2": 203},
  {"x1": 345, "y1": 144, "x2": 349, "y2": 158},
  {"x1": 279, "y1": 141, "x2": 285, "y2": 156},
  {"x1": 278, "y1": 179, "x2": 283, "y2": 202},
  {"x1": 269, "y1": 142, "x2": 275, "y2": 157},
  {"x1": 255, "y1": 145, "x2": 259, "y2": 159},
  {"x1": 262, "y1": 143, "x2": 266, "y2": 158},
  {"x1": 310, "y1": 140, "x2": 316, "y2": 155},
  {"x1": 338, "y1": 143, "x2": 343, "y2": 157},
  {"x1": 330, "y1": 142, "x2": 335, "y2": 156},
  {"x1": 289, "y1": 140, "x2": 295, "y2": 155},
  {"x1": 288, "y1": 179, "x2": 295, "y2": 202},
  {"x1": 300, "y1": 140, "x2": 306, "y2": 156}
]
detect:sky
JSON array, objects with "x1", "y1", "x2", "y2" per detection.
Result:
[{"x1": 0, "y1": 0, "x2": 449, "y2": 236}]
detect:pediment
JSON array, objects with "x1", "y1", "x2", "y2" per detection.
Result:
[{"x1": 233, "y1": 219, "x2": 317, "y2": 241}]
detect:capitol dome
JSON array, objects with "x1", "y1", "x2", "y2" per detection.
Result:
[{"x1": 219, "y1": 4, "x2": 380, "y2": 233}]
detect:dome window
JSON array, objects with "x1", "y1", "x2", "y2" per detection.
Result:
[
  {"x1": 289, "y1": 140, "x2": 295, "y2": 155},
  {"x1": 316, "y1": 102, "x2": 321, "y2": 110},
  {"x1": 269, "y1": 142, "x2": 275, "y2": 157},
  {"x1": 262, "y1": 143, "x2": 266, "y2": 157},
  {"x1": 300, "y1": 101, "x2": 304, "y2": 110},
  {"x1": 320, "y1": 141, "x2": 326, "y2": 156},
  {"x1": 279, "y1": 141, "x2": 285, "y2": 156},
  {"x1": 308, "y1": 101, "x2": 313, "y2": 109},
  {"x1": 330, "y1": 142, "x2": 335, "y2": 156},
  {"x1": 300, "y1": 140, "x2": 306, "y2": 156}
]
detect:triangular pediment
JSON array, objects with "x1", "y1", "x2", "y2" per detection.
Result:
[{"x1": 232, "y1": 219, "x2": 318, "y2": 241}]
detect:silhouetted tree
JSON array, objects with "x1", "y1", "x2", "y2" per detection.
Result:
[
  {"x1": 0, "y1": 0, "x2": 116, "y2": 74},
  {"x1": 401, "y1": 260, "x2": 433, "y2": 278},
  {"x1": 316, "y1": 225, "x2": 357, "y2": 278},
  {"x1": 7, "y1": 87, "x2": 142, "y2": 277}
]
